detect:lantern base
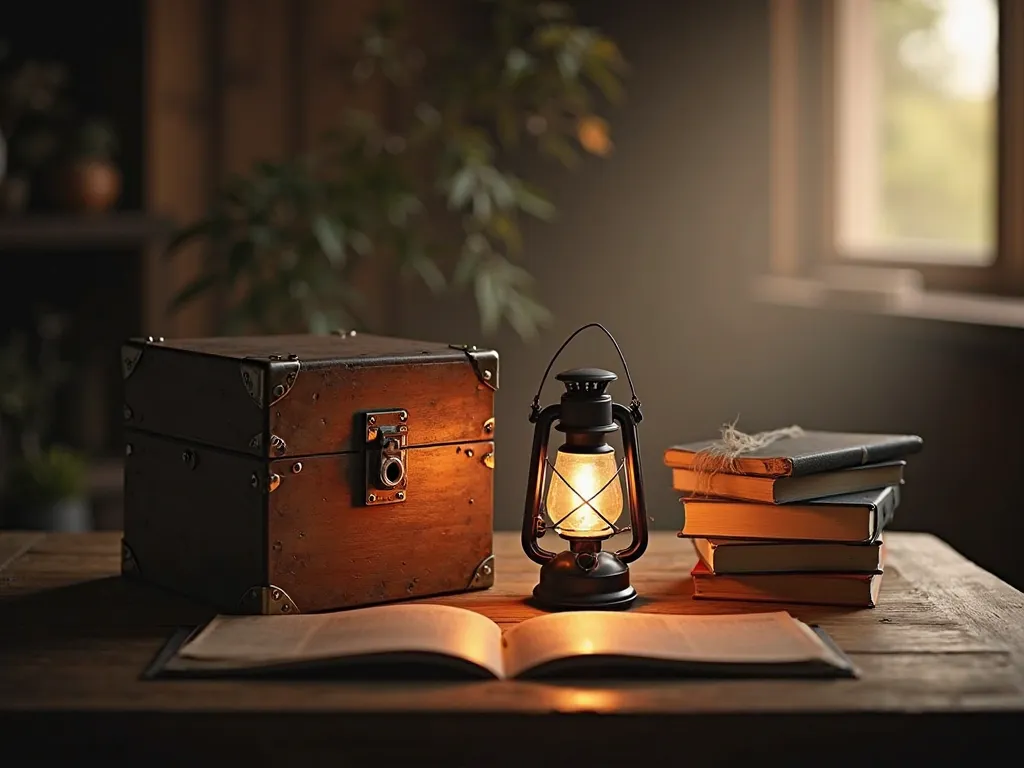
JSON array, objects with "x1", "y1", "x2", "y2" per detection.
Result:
[{"x1": 532, "y1": 550, "x2": 637, "y2": 611}]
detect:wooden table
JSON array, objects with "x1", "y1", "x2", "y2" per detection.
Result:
[{"x1": 1, "y1": 531, "x2": 1022, "y2": 764}]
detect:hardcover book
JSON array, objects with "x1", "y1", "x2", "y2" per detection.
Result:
[
  {"x1": 692, "y1": 536, "x2": 884, "y2": 575},
  {"x1": 664, "y1": 430, "x2": 923, "y2": 477},
  {"x1": 672, "y1": 461, "x2": 905, "y2": 505},
  {"x1": 691, "y1": 561, "x2": 883, "y2": 608},
  {"x1": 145, "y1": 604, "x2": 857, "y2": 680},
  {"x1": 678, "y1": 485, "x2": 899, "y2": 543}
]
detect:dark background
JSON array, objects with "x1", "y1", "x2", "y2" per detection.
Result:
[{"x1": 2, "y1": 0, "x2": 1021, "y2": 589}]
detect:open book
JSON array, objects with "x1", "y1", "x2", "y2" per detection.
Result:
[{"x1": 146, "y1": 604, "x2": 856, "y2": 680}]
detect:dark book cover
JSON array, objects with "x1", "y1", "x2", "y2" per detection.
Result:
[
  {"x1": 680, "y1": 484, "x2": 900, "y2": 541},
  {"x1": 665, "y1": 430, "x2": 923, "y2": 477}
]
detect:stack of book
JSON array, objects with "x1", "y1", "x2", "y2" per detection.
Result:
[{"x1": 665, "y1": 431, "x2": 924, "y2": 607}]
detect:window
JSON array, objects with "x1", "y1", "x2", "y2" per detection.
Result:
[
  {"x1": 770, "y1": 0, "x2": 1024, "y2": 294},
  {"x1": 836, "y1": 0, "x2": 997, "y2": 264}
]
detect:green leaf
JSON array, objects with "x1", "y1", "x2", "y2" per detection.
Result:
[
  {"x1": 504, "y1": 291, "x2": 552, "y2": 339},
  {"x1": 403, "y1": 250, "x2": 447, "y2": 294},
  {"x1": 169, "y1": 273, "x2": 222, "y2": 312},
  {"x1": 584, "y1": 59, "x2": 624, "y2": 103},
  {"x1": 165, "y1": 218, "x2": 222, "y2": 257},
  {"x1": 312, "y1": 214, "x2": 346, "y2": 266},
  {"x1": 539, "y1": 134, "x2": 580, "y2": 167},
  {"x1": 505, "y1": 48, "x2": 534, "y2": 80},
  {"x1": 447, "y1": 167, "x2": 476, "y2": 209},
  {"x1": 473, "y1": 189, "x2": 493, "y2": 220},
  {"x1": 514, "y1": 181, "x2": 557, "y2": 220},
  {"x1": 474, "y1": 267, "x2": 502, "y2": 334}
]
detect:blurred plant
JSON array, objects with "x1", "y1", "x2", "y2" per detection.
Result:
[
  {"x1": 0, "y1": 42, "x2": 69, "y2": 177},
  {"x1": 168, "y1": 0, "x2": 626, "y2": 338},
  {"x1": 0, "y1": 311, "x2": 86, "y2": 507},
  {"x1": 6, "y1": 446, "x2": 86, "y2": 508},
  {"x1": 0, "y1": 312, "x2": 73, "y2": 458},
  {"x1": 69, "y1": 117, "x2": 118, "y2": 161}
]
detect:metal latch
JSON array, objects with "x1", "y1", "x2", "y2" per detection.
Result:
[{"x1": 364, "y1": 409, "x2": 409, "y2": 505}]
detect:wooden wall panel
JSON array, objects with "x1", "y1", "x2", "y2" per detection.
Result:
[
  {"x1": 145, "y1": 0, "x2": 214, "y2": 337},
  {"x1": 300, "y1": 0, "x2": 385, "y2": 147},
  {"x1": 220, "y1": 0, "x2": 291, "y2": 171}
]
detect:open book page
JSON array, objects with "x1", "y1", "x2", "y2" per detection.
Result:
[
  {"x1": 501, "y1": 610, "x2": 833, "y2": 678},
  {"x1": 178, "y1": 604, "x2": 505, "y2": 677}
]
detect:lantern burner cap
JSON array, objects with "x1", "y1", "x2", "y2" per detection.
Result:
[{"x1": 556, "y1": 368, "x2": 617, "y2": 396}]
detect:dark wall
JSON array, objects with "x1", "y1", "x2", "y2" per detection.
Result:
[{"x1": 392, "y1": 0, "x2": 1024, "y2": 590}]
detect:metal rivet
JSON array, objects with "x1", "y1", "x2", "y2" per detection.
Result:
[
  {"x1": 182, "y1": 449, "x2": 197, "y2": 469},
  {"x1": 292, "y1": 462, "x2": 303, "y2": 474},
  {"x1": 281, "y1": 603, "x2": 291, "y2": 613},
  {"x1": 272, "y1": 384, "x2": 286, "y2": 398},
  {"x1": 368, "y1": 415, "x2": 377, "y2": 425},
  {"x1": 396, "y1": 491, "x2": 405, "y2": 500},
  {"x1": 465, "y1": 449, "x2": 474, "y2": 458},
  {"x1": 368, "y1": 494, "x2": 377, "y2": 502},
  {"x1": 157, "y1": 336, "x2": 165, "y2": 343},
  {"x1": 482, "y1": 564, "x2": 492, "y2": 576},
  {"x1": 482, "y1": 370, "x2": 492, "y2": 381},
  {"x1": 146, "y1": 336, "x2": 155, "y2": 342},
  {"x1": 123, "y1": 405, "x2": 133, "y2": 420},
  {"x1": 483, "y1": 452, "x2": 495, "y2": 469},
  {"x1": 484, "y1": 417, "x2": 494, "y2": 433},
  {"x1": 272, "y1": 589, "x2": 282, "y2": 600},
  {"x1": 125, "y1": 444, "x2": 133, "y2": 456},
  {"x1": 288, "y1": 354, "x2": 299, "y2": 361},
  {"x1": 251, "y1": 473, "x2": 259, "y2": 488},
  {"x1": 399, "y1": 410, "x2": 407, "y2": 421},
  {"x1": 268, "y1": 474, "x2": 281, "y2": 492}
]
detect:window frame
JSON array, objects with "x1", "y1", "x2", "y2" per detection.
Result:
[{"x1": 769, "y1": 0, "x2": 1024, "y2": 296}]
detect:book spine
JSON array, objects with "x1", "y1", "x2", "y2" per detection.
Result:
[
  {"x1": 789, "y1": 439, "x2": 920, "y2": 477},
  {"x1": 870, "y1": 485, "x2": 901, "y2": 540}
]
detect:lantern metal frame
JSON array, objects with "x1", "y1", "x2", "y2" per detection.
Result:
[{"x1": 521, "y1": 323, "x2": 649, "y2": 611}]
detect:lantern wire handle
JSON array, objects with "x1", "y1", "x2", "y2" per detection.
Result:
[{"x1": 529, "y1": 322, "x2": 642, "y2": 424}]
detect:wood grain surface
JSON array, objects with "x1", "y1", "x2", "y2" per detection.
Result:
[{"x1": 1, "y1": 531, "x2": 1021, "y2": 764}]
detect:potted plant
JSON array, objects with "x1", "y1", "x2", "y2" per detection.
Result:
[
  {"x1": 169, "y1": 0, "x2": 626, "y2": 338},
  {"x1": 0, "y1": 312, "x2": 90, "y2": 531},
  {"x1": 0, "y1": 43, "x2": 68, "y2": 213},
  {"x1": 57, "y1": 117, "x2": 120, "y2": 213}
]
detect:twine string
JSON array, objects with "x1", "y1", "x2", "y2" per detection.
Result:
[{"x1": 691, "y1": 421, "x2": 804, "y2": 493}]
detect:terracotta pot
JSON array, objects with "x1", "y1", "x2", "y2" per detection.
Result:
[{"x1": 61, "y1": 159, "x2": 121, "y2": 213}]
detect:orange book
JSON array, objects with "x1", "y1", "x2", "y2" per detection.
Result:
[{"x1": 691, "y1": 560, "x2": 882, "y2": 608}]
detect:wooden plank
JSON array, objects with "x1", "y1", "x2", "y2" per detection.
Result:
[
  {"x1": 145, "y1": 0, "x2": 215, "y2": 337},
  {"x1": 0, "y1": 532, "x2": 45, "y2": 573}
]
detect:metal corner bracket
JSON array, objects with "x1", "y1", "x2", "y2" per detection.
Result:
[
  {"x1": 121, "y1": 344, "x2": 144, "y2": 380},
  {"x1": 121, "y1": 539, "x2": 140, "y2": 577},
  {"x1": 448, "y1": 344, "x2": 499, "y2": 391},
  {"x1": 468, "y1": 554, "x2": 495, "y2": 590},
  {"x1": 240, "y1": 585, "x2": 300, "y2": 615},
  {"x1": 240, "y1": 356, "x2": 301, "y2": 409}
]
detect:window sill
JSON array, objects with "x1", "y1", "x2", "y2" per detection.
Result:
[{"x1": 752, "y1": 274, "x2": 1024, "y2": 331}]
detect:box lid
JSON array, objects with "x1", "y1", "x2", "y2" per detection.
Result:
[{"x1": 122, "y1": 332, "x2": 497, "y2": 458}]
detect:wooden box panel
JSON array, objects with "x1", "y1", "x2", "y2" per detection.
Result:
[
  {"x1": 122, "y1": 430, "x2": 264, "y2": 611},
  {"x1": 122, "y1": 333, "x2": 497, "y2": 458},
  {"x1": 268, "y1": 440, "x2": 494, "y2": 613}
]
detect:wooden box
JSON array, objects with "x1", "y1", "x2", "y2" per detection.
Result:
[{"x1": 119, "y1": 333, "x2": 497, "y2": 614}]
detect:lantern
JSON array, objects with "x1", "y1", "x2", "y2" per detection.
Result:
[{"x1": 522, "y1": 323, "x2": 648, "y2": 610}]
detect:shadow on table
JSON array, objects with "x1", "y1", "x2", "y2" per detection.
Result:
[{"x1": 0, "y1": 575, "x2": 213, "y2": 648}]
